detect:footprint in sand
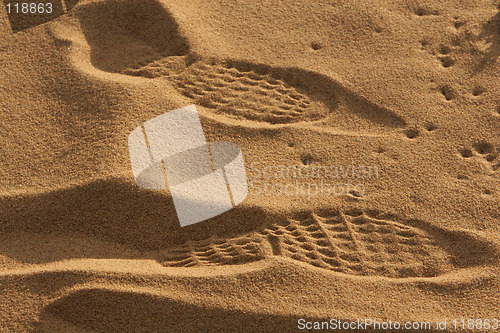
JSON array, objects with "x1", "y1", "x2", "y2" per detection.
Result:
[
  {"x1": 170, "y1": 62, "x2": 325, "y2": 124},
  {"x1": 46, "y1": 0, "x2": 499, "y2": 278},
  {"x1": 156, "y1": 208, "x2": 498, "y2": 278},
  {"x1": 121, "y1": 56, "x2": 408, "y2": 130},
  {"x1": 472, "y1": 141, "x2": 500, "y2": 172},
  {"x1": 126, "y1": 57, "x2": 324, "y2": 126},
  {"x1": 460, "y1": 141, "x2": 500, "y2": 173},
  {"x1": 58, "y1": 0, "x2": 407, "y2": 131}
]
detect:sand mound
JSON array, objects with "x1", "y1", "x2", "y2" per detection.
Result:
[{"x1": 0, "y1": 0, "x2": 499, "y2": 331}]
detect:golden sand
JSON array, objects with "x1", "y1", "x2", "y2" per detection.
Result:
[{"x1": 0, "y1": 0, "x2": 499, "y2": 331}]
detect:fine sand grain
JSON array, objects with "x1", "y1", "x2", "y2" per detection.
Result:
[{"x1": 0, "y1": 0, "x2": 499, "y2": 332}]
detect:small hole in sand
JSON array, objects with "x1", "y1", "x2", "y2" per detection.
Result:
[
  {"x1": 484, "y1": 189, "x2": 492, "y2": 195},
  {"x1": 425, "y1": 123, "x2": 437, "y2": 131},
  {"x1": 300, "y1": 153, "x2": 314, "y2": 165},
  {"x1": 486, "y1": 154, "x2": 498, "y2": 162},
  {"x1": 453, "y1": 20, "x2": 465, "y2": 29},
  {"x1": 472, "y1": 141, "x2": 494, "y2": 154},
  {"x1": 404, "y1": 128, "x2": 419, "y2": 139},
  {"x1": 415, "y1": 7, "x2": 438, "y2": 16},
  {"x1": 439, "y1": 56, "x2": 455, "y2": 68},
  {"x1": 374, "y1": 27, "x2": 382, "y2": 33},
  {"x1": 439, "y1": 86, "x2": 455, "y2": 100},
  {"x1": 472, "y1": 87, "x2": 485, "y2": 96},
  {"x1": 457, "y1": 174, "x2": 468, "y2": 180},
  {"x1": 376, "y1": 147, "x2": 385, "y2": 153},
  {"x1": 439, "y1": 45, "x2": 451, "y2": 54},
  {"x1": 311, "y1": 43, "x2": 322, "y2": 51},
  {"x1": 288, "y1": 142, "x2": 295, "y2": 148},
  {"x1": 459, "y1": 148, "x2": 473, "y2": 158}
]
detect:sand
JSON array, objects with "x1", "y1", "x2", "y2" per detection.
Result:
[{"x1": 0, "y1": 0, "x2": 499, "y2": 331}]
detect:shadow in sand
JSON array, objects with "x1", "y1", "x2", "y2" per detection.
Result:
[
  {"x1": 0, "y1": 178, "x2": 280, "y2": 252},
  {"x1": 35, "y1": 288, "x2": 331, "y2": 333},
  {"x1": 74, "y1": 0, "x2": 190, "y2": 73},
  {"x1": 5, "y1": 0, "x2": 82, "y2": 33},
  {"x1": 474, "y1": 11, "x2": 500, "y2": 73}
]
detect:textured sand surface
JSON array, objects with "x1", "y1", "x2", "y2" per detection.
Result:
[{"x1": 0, "y1": 0, "x2": 499, "y2": 332}]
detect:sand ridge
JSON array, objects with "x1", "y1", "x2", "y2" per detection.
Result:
[{"x1": 0, "y1": 0, "x2": 499, "y2": 331}]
